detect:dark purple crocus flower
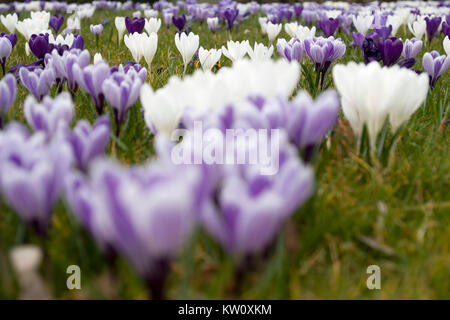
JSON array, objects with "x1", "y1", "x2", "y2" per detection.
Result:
[
  {"x1": 29, "y1": 33, "x2": 51, "y2": 59},
  {"x1": 378, "y1": 37, "x2": 403, "y2": 66},
  {"x1": 0, "y1": 32, "x2": 17, "y2": 48},
  {"x1": 425, "y1": 16, "x2": 441, "y2": 42},
  {"x1": 125, "y1": 16, "x2": 145, "y2": 34},
  {"x1": 7, "y1": 60, "x2": 43, "y2": 80},
  {"x1": 224, "y1": 7, "x2": 239, "y2": 31},
  {"x1": 319, "y1": 18, "x2": 339, "y2": 37},
  {"x1": 49, "y1": 14, "x2": 64, "y2": 33},
  {"x1": 397, "y1": 58, "x2": 416, "y2": 69},
  {"x1": 71, "y1": 34, "x2": 84, "y2": 50},
  {"x1": 442, "y1": 21, "x2": 450, "y2": 37},
  {"x1": 293, "y1": 4, "x2": 303, "y2": 18},
  {"x1": 172, "y1": 14, "x2": 186, "y2": 31},
  {"x1": 362, "y1": 38, "x2": 382, "y2": 64},
  {"x1": 373, "y1": 25, "x2": 392, "y2": 41}
]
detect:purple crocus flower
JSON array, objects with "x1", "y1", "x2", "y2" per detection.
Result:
[
  {"x1": 0, "y1": 124, "x2": 73, "y2": 236},
  {"x1": 102, "y1": 70, "x2": 143, "y2": 134},
  {"x1": 125, "y1": 16, "x2": 145, "y2": 34},
  {"x1": 71, "y1": 34, "x2": 84, "y2": 50},
  {"x1": 172, "y1": 14, "x2": 186, "y2": 31},
  {"x1": 402, "y1": 38, "x2": 422, "y2": 59},
  {"x1": 24, "y1": 92, "x2": 74, "y2": 138},
  {"x1": 49, "y1": 14, "x2": 64, "y2": 33},
  {"x1": 304, "y1": 36, "x2": 346, "y2": 73},
  {"x1": 73, "y1": 61, "x2": 111, "y2": 114},
  {"x1": 0, "y1": 36, "x2": 12, "y2": 74},
  {"x1": 319, "y1": 18, "x2": 339, "y2": 38},
  {"x1": 276, "y1": 38, "x2": 303, "y2": 62},
  {"x1": 19, "y1": 67, "x2": 55, "y2": 101},
  {"x1": 378, "y1": 37, "x2": 403, "y2": 66},
  {"x1": 425, "y1": 16, "x2": 441, "y2": 42},
  {"x1": 29, "y1": 33, "x2": 51, "y2": 60},
  {"x1": 422, "y1": 51, "x2": 450, "y2": 88},
  {"x1": 0, "y1": 73, "x2": 16, "y2": 127},
  {"x1": 0, "y1": 32, "x2": 16, "y2": 48},
  {"x1": 442, "y1": 21, "x2": 450, "y2": 37},
  {"x1": 352, "y1": 32, "x2": 365, "y2": 49},
  {"x1": 224, "y1": 7, "x2": 239, "y2": 31},
  {"x1": 162, "y1": 10, "x2": 174, "y2": 28},
  {"x1": 362, "y1": 37, "x2": 382, "y2": 64},
  {"x1": 373, "y1": 25, "x2": 392, "y2": 41},
  {"x1": 67, "y1": 116, "x2": 110, "y2": 172}
]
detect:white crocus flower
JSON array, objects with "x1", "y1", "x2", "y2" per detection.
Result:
[
  {"x1": 142, "y1": 32, "x2": 158, "y2": 68},
  {"x1": 259, "y1": 17, "x2": 268, "y2": 35},
  {"x1": 175, "y1": 32, "x2": 200, "y2": 74},
  {"x1": 408, "y1": 18, "x2": 426, "y2": 40},
  {"x1": 144, "y1": 9, "x2": 159, "y2": 19},
  {"x1": 221, "y1": 40, "x2": 250, "y2": 63},
  {"x1": 284, "y1": 22, "x2": 298, "y2": 38},
  {"x1": 247, "y1": 42, "x2": 274, "y2": 61},
  {"x1": 295, "y1": 25, "x2": 316, "y2": 41},
  {"x1": 144, "y1": 18, "x2": 161, "y2": 34},
  {"x1": 30, "y1": 11, "x2": 50, "y2": 28},
  {"x1": 444, "y1": 36, "x2": 450, "y2": 56},
  {"x1": 332, "y1": 62, "x2": 429, "y2": 149},
  {"x1": 326, "y1": 10, "x2": 341, "y2": 19},
  {"x1": 0, "y1": 13, "x2": 18, "y2": 33},
  {"x1": 115, "y1": 17, "x2": 126, "y2": 43},
  {"x1": 198, "y1": 47, "x2": 222, "y2": 71},
  {"x1": 386, "y1": 15, "x2": 402, "y2": 36},
  {"x1": 266, "y1": 22, "x2": 282, "y2": 44},
  {"x1": 124, "y1": 32, "x2": 144, "y2": 63},
  {"x1": 352, "y1": 14, "x2": 374, "y2": 36},
  {"x1": 67, "y1": 16, "x2": 80, "y2": 31},
  {"x1": 93, "y1": 53, "x2": 103, "y2": 64},
  {"x1": 50, "y1": 34, "x2": 75, "y2": 48}
]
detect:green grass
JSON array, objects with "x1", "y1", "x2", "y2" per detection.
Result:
[{"x1": 0, "y1": 9, "x2": 449, "y2": 299}]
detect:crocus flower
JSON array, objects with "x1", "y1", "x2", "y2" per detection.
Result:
[
  {"x1": 49, "y1": 14, "x2": 64, "y2": 34},
  {"x1": 295, "y1": 25, "x2": 316, "y2": 41},
  {"x1": 174, "y1": 32, "x2": 199, "y2": 74},
  {"x1": 319, "y1": 18, "x2": 339, "y2": 38},
  {"x1": 0, "y1": 73, "x2": 16, "y2": 126},
  {"x1": 276, "y1": 38, "x2": 303, "y2": 62},
  {"x1": 115, "y1": 16, "x2": 126, "y2": 43},
  {"x1": 266, "y1": 22, "x2": 282, "y2": 44},
  {"x1": 198, "y1": 47, "x2": 221, "y2": 71},
  {"x1": 102, "y1": 70, "x2": 143, "y2": 133},
  {"x1": 422, "y1": 51, "x2": 450, "y2": 89},
  {"x1": 332, "y1": 62, "x2": 429, "y2": 149},
  {"x1": 408, "y1": 18, "x2": 426, "y2": 40},
  {"x1": 379, "y1": 37, "x2": 403, "y2": 66},
  {"x1": 90, "y1": 24, "x2": 103, "y2": 37},
  {"x1": 442, "y1": 21, "x2": 450, "y2": 38},
  {"x1": 144, "y1": 18, "x2": 161, "y2": 34},
  {"x1": 247, "y1": 42, "x2": 274, "y2": 61},
  {"x1": 0, "y1": 13, "x2": 18, "y2": 33},
  {"x1": 386, "y1": 15, "x2": 402, "y2": 36},
  {"x1": 0, "y1": 32, "x2": 17, "y2": 48},
  {"x1": 125, "y1": 16, "x2": 145, "y2": 34},
  {"x1": 0, "y1": 124, "x2": 73, "y2": 236},
  {"x1": 73, "y1": 61, "x2": 111, "y2": 114},
  {"x1": 19, "y1": 67, "x2": 55, "y2": 101},
  {"x1": 304, "y1": 36, "x2": 346, "y2": 74},
  {"x1": 124, "y1": 32, "x2": 158, "y2": 68},
  {"x1": 163, "y1": 11, "x2": 174, "y2": 28},
  {"x1": 207, "y1": 17, "x2": 219, "y2": 33},
  {"x1": 0, "y1": 37, "x2": 12, "y2": 74},
  {"x1": 172, "y1": 14, "x2": 186, "y2": 31},
  {"x1": 29, "y1": 33, "x2": 51, "y2": 59},
  {"x1": 24, "y1": 92, "x2": 74, "y2": 138},
  {"x1": 224, "y1": 8, "x2": 238, "y2": 31},
  {"x1": 221, "y1": 40, "x2": 250, "y2": 63},
  {"x1": 444, "y1": 36, "x2": 450, "y2": 56},
  {"x1": 284, "y1": 22, "x2": 298, "y2": 38},
  {"x1": 71, "y1": 34, "x2": 84, "y2": 50},
  {"x1": 353, "y1": 15, "x2": 373, "y2": 36},
  {"x1": 352, "y1": 32, "x2": 365, "y2": 49},
  {"x1": 402, "y1": 38, "x2": 422, "y2": 59},
  {"x1": 67, "y1": 16, "x2": 81, "y2": 33},
  {"x1": 67, "y1": 116, "x2": 110, "y2": 172},
  {"x1": 425, "y1": 16, "x2": 441, "y2": 42}
]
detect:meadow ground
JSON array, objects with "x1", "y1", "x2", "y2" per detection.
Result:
[{"x1": 0, "y1": 9, "x2": 449, "y2": 299}]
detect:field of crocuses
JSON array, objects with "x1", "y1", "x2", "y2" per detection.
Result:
[{"x1": 0, "y1": 0, "x2": 449, "y2": 300}]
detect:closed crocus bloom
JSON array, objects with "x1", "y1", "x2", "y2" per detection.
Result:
[
  {"x1": 295, "y1": 25, "x2": 316, "y2": 41},
  {"x1": 408, "y1": 18, "x2": 426, "y2": 40},
  {"x1": 277, "y1": 38, "x2": 303, "y2": 62},
  {"x1": 73, "y1": 61, "x2": 111, "y2": 114},
  {"x1": 444, "y1": 36, "x2": 450, "y2": 56},
  {"x1": 24, "y1": 92, "x2": 74, "y2": 138},
  {"x1": 422, "y1": 51, "x2": 450, "y2": 89},
  {"x1": 125, "y1": 16, "x2": 145, "y2": 34},
  {"x1": 402, "y1": 38, "x2": 423, "y2": 59},
  {"x1": 93, "y1": 52, "x2": 103, "y2": 64},
  {"x1": 124, "y1": 32, "x2": 144, "y2": 63},
  {"x1": 175, "y1": 32, "x2": 199, "y2": 74},
  {"x1": 90, "y1": 24, "x2": 103, "y2": 37},
  {"x1": 162, "y1": 11, "x2": 174, "y2": 28},
  {"x1": 63, "y1": 49, "x2": 90, "y2": 92},
  {"x1": 102, "y1": 71, "x2": 143, "y2": 131},
  {"x1": 379, "y1": 37, "x2": 403, "y2": 66},
  {"x1": 67, "y1": 16, "x2": 81, "y2": 32},
  {"x1": 198, "y1": 47, "x2": 221, "y2": 71},
  {"x1": 352, "y1": 15, "x2": 373, "y2": 36},
  {"x1": 0, "y1": 124, "x2": 73, "y2": 236},
  {"x1": 49, "y1": 14, "x2": 63, "y2": 34},
  {"x1": 0, "y1": 13, "x2": 18, "y2": 33},
  {"x1": 425, "y1": 16, "x2": 441, "y2": 42},
  {"x1": 0, "y1": 32, "x2": 17, "y2": 48},
  {"x1": 19, "y1": 67, "x2": 55, "y2": 101},
  {"x1": 247, "y1": 42, "x2": 273, "y2": 61},
  {"x1": 71, "y1": 34, "x2": 84, "y2": 50},
  {"x1": 284, "y1": 22, "x2": 298, "y2": 38},
  {"x1": 29, "y1": 33, "x2": 51, "y2": 60},
  {"x1": 224, "y1": 7, "x2": 239, "y2": 31},
  {"x1": 172, "y1": 14, "x2": 186, "y2": 31},
  {"x1": 142, "y1": 32, "x2": 158, "y2": 68},
  {"x1": 144, "y1": 9, "x2": 158, "y2": 19},
  {"x1": 266, "y1": 22, "x2": 282, "y2": 44},
  {"x1": 144, "y1": 18, "x2": 161, "y2": 34},
  {"x1": 207, "y1": 17, "x2": 219, "y2": 33},
  {"x1": 304, "y1": 36, "x2": 346, "y2": 73},
  {"x1": 222, "y1": 40, "x2": 250, "y2": 63},
  {"x1": 0, "y1": 37, "x2": 12, "y2": 71},
  {"x1": 386, "y1": 15, "x2": 402, "y2": 36},
  {"x1": 0, "y1": 74, "x2": 17, "y2": 120},
  {"x1": 332, "y1": 62, "x2": 429, "y2": 148},
  {"x1": 67, "y1": 116, "x2": 110, "y2": 172},
  {"x1": 115, "y1": 16, "x2": 126, "y2": 43},
  {"x1": 259, "y1": 17, "x2": 268, "y2": 35},
  {"x1": 319, "y1": 18, "x2": 339, "y2": 38}
]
